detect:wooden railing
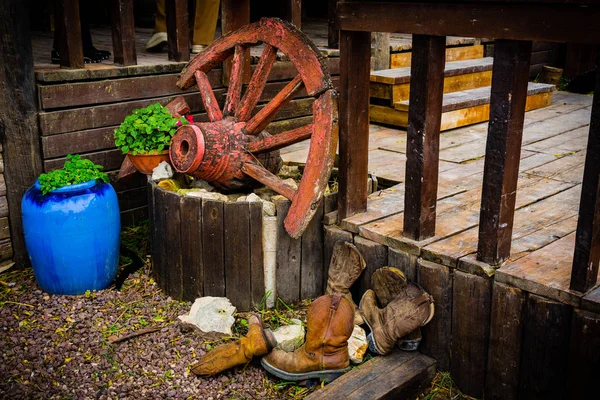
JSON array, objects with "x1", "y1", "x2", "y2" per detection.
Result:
[
  {"x1": 53, "y1": 0, "x2": 305, "y2": 68},
  {"x1": 336, "y1": 0, "x2": 600, "y2": 292}
]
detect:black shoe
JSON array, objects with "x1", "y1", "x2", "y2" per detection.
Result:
[{"x1": 51, "y1": 48, "x2": 96, "y2": 64}]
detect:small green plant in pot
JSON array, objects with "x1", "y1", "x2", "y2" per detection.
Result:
[{"x1": 114, "y1": 103, "x2": 189, "y2": 174}]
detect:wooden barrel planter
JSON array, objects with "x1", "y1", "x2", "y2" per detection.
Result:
[{"x1": 148, "y1": 180, "x2": 340, "y2": 311}]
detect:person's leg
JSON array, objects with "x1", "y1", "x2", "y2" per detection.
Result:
[
  {"x1": 146, "y1": 0, "x2": 168, "y2": 51},
  {"x1": 192, "y1": 0, "x2": 220, "y2": 52}
]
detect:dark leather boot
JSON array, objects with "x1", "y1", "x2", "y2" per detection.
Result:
[
  {"x1": 191, "y1": 315, "x2": 276, "y2": 376},
  {"x1": 261, "y1": 294, "x2": 354, "y2": 382},
  {"x1": 324, "y1": 241, "x2": 366, "y2": 325},
  {"x1": 360, "y1": 282, "x2": 434, "y2": 355}
]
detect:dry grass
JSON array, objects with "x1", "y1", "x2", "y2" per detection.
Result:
[{"x1": 418, "y1": 372, "x2": 479, "y2": 400}]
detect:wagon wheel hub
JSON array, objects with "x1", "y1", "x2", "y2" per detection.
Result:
[{"x1": 170, "y1": 18, "x2": 338, "y2": 238}]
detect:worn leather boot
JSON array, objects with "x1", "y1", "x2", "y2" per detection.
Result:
[
  {"x1": 261, "y1": 294, "x2": 354, "y2": 382},
  {"x1": 191, "y1": 315, "x2": 276, "y2": 376},
  {"x1": 371, "y1": 267, "x2": 422, "y2": 351},
  {"x1": 360, "y1": 282, "x2": 435, "y2": 355},
  {"x1": 325, "y1": 241, "x2": 366, "y2": 325}
]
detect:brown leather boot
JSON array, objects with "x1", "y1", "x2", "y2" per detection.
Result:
[
  {"x1": 261, "y1": 294, "x2": 354, "y2": 382},
  {"x1": 360, "y1": 283, "x2": 434, "y2": 355},
  {"x1": 371, "y1": 267, "x2": 422, "y2": 351},
  {"x1": 325, "y1": 241, "x2": 366, "y2": 325},
  {"x1": 191, "y1": 315, "x2": 276, "y2": 376}
]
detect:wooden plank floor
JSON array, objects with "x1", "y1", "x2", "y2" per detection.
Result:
[{"x1": 283, "y1": 91, "x2": 598, "y2": 305}]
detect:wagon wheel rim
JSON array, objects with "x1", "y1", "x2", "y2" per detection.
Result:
[{"x1": 176, "y1": 18, "x2": 338, "y2": 239}]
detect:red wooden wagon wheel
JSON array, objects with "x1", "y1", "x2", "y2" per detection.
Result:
[{"x1": 170, "y1": 18, "x2": 338, "y2": 239}]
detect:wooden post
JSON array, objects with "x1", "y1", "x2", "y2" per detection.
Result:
[
  {"x1": 338, "y1": 30, "x2": 371, "y2": 220},
  {"x1": 53, "y1": 0, "x2": 84, "y2": 68},
  {"x1": 327, "y1": 0, "x2": 339, "y2": 49},
  {"x1": 570, "y1": 56, "x2": 600, "y2": 292},
  {"x1": 0, "y1": 0, "x2": 44, "y2": 266},
  {"x1": 166, "y1": 0, "x2": 190, "y2": 62},
  {"x1": 111, "y1": 0, "x2": 137, "y2": 66},
  {"x1": 221, "y1": 0, "x2": 250, "y2": 85},
  {"x1": 284, "y1": 0, "x2": 302, "y2": 29},
  {"x1": 371, "y1": 32, "x2": 390, "y2": 71},
  {"x1": 477, "y1": 40, "x2": 532, "y2": 265},
  {"x1": 403, "y1": 34, "x2": 446, "y2": 241}
]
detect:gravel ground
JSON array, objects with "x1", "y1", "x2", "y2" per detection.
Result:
[{"x1": 0, "y1": 264, "x2": 313, "y2": 400}]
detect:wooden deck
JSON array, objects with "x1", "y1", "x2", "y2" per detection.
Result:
[{"x1": 284, "y1": 91, "x2": 599, "y2": 308}]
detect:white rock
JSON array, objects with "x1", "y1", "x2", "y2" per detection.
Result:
[
  {"x1": 190, "y1": 179, "x2": 214, "y2": 192},
  {"x1": 236, "y1": 195, "x2": 247, "y2": 202},
  {"x1": 262, "y1": 201, "x2": 276, "y2": 216},
  {"x1": 178, "y1": 297, "x2": 236, "y2": 335},
  {"x1": 185, "y1": 191, "x2": 228, "y2": 201},
  {"x1": 272, "y1": 319, "x2": 305, "y2": 352},
  {"x1": 282, "y1": 178, "x2": 299, "y2": 190},
  {"x1": 246, "y1": 193, "x2": 262, "y2": 203},
  {"x1": 254, "y1": 187, "x2": 277, "y2": 201},
  {"x1": 152, "y1": 161, "x2": 174, "y2": 181},
  {"x1": 348, "y1": 325, "x2": 368, "y2": 364}
]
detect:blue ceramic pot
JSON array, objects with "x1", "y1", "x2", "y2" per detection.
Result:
[{"x1": 21, "y1": 179, "x2": 120, "y2": 295}]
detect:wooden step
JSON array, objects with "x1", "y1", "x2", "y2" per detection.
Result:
[
  {"x1": 391, "y1": 44, "x2": 484, "y2": 69},
  {"x1": 371, "y1": 82, "x2": 555, "y2": 131},
  {"x1": 371, "y1": 58, "x2": 494, "y2": 105},
  {"x1": 305, "y1": 351, "x2": 436, "y2": 400}
]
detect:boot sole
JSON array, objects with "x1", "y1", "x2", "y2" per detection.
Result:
[{"x1": 260, "y1": 357, "x2": 350, "y2": 382}]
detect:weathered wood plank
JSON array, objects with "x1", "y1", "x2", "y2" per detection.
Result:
[
  {"x1": 202, "y1": 199, "x2": 225, "y2": 297},
  {"x1": 371, "y1": 32, "x2": 390, "y2": 71},
  {"x1": 249, "y1": 202, "x2": 265, "y2": 307},
  {"x1": 352, "y1": 236, "x2": 387, "y2": 302},
  {"x1": 485, "y1": 282, "x2": 526, "y2": 400},
  {"x1": 327, "y1": 0, "x2": 339, "y2": 49},
  {"x1": 388, "y1": 248, "x2": 417, "y2": 282},
  {"x1": 403, "y1": 34, "x2": 446, "y2": 241},
  {"x1": 519, "y1": 294, "x2": 572, "y2": 400},
  {"x1": 166, "y1": 0, "x2": 190, "y2": 62},
  {"x1": 300, "y1": 200, "x2": 324, "y2": 300},
  {"x1": 180, "y1": 196, "x2": 203, "y2": 301},
  {"x1": 477, "y1": 40, "x2": 532, "y2": 265},
  {"x1": 571, "y1": 65, "x2": 600, "y2": 292},
  {"x1": 44, "y1": 149, "x2": 125, "y2": 172},
  {"x1": 111, "y1": 0, "x2": 137, "y2": 66},
  {"x1": 224, "y1": 202, "x2": 252, "y2": 311},
  {"x1": 276, "y1": 199, "x2": 301, "y2": 304},
  {"x1": 566, "y1": 309, "x2": 600, "y2": 399},
  {"x1": 391, "y1": 44, "x2": 484, "y2": 68},
  {"x1": 0, "y1": 217, "x2": 10, "y2": 240},
  {"x1": 0, "y1": 0, "x2": 44, "y2": 264},
  {"x1": 165, "y1": 192, "x2": 183, "y2": 299},
  {"x1": 451, "y1": 270, "x2": 492, "y2": 398},
  {"x1": 53, "y1": 0, "x2": 84, "y2": 68},
  {"x1": 338, "y1": 30, "x2": 371, "y2": 220},
  {"x1": 38, "y1": 72, "x2": 221, "y2": 110},
  {"x1": 305, "y1": 350, "x2": 435, "y2": 400},
  {"x1": 417, "y1": 259, "x2": 452, "y2": 371},
  {"x1": 152, "y1": 187, "x2": 168, "y2": 292}
]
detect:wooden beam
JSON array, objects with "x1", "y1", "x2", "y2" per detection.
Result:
[
  {"x1": 53, "y1": 0, "x2": 84, "y2": 68},
  {"x1": 337, "y1": 2, "x2": 600, "y2": 44},
  {"x1": 570, "y1": 54, "x2": 600, "y2": 292},
  {"x1": 403, "y1": 35, "x2": 446, "y2": 241},
  {"x1": 338, "y1": 30, "x2": 371, "y2": 220},
  {"x1": 111, "y1": 0, "x2": 137, "y2": 66},
  {"x1": 371, "y1": 32, "x2": 390, "y2": 71},
  {"x1": 328, "y1": 0, "x2": 339, "y2": 48},
  {"x1": 284, "y1": 0, "x2": 302, "y2": 29},
  {"x1": 0, "y1": 0, "x2": 44, "y2": 265},
  {"x1": 221, "y1": 0, "x2": 250, "y2": 85},
  {"x1": 477, "y1": 40, "x2": 532, "y2": 265},
  {"x1": 166, "y1": 0, "x2": 190, "y2": 62}
]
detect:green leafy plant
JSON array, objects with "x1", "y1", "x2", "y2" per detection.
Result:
[
  {"x1": 114, "y1": 103, "x2": 189, "y2": 155},
  {"x1": 38, "y1": 154, "x2": 109, "y2": 195}
]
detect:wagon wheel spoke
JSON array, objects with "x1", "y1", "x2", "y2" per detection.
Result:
[
  {"x1": 194, "y1": 70, "x2": 223, "y2": 122},
  {"x1": 247, "y1": 123, "x2": 313, "y2": 154},
  {"x1": 223, "y1": 44, "x2": 246, "y2": 117},
  {"x1": 236, "y1": 44, "x2": 278, "y2": 121},
  {"x1": 244, "y1": 74, "x2": 304, "y2": 135},
  {"x1": 241, "y1": 162, "x2": 297, "y2": 201}
]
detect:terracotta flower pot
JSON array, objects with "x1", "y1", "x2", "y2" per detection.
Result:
[{"x1": 127, "y1": 150, "x2": 170, "y2": 175}]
